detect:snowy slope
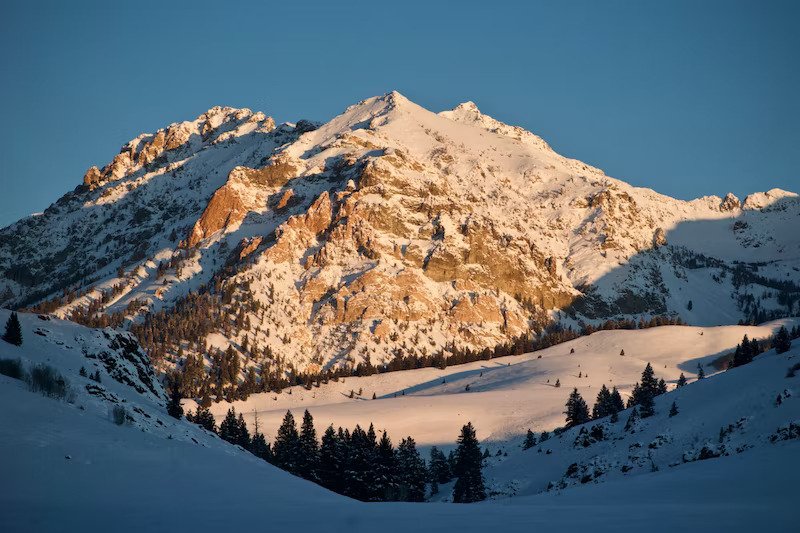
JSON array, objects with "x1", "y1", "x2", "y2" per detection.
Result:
[
  {"x1": 4, "y1": 371, "x2": 796, "y2": 533},
  {"x1": 198, "y1": 319, "x2": 799, "y2": 448},
  {"x1": 1, "y1": 311, "x2": 798, "y2": 532}
]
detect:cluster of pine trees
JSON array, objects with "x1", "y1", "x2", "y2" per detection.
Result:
[
  {"x1": 729, "y1": 327, "x2": 796, "y2": 368},
  {"x1": 185, "y1": 406, "x2": 486, "y2": 503},
  {"x1": 562, "y1": 362, "x2": 671, "y2": 429},
  {"x1": 625, "y1": 363, "x2": 668, "y2": 417}
]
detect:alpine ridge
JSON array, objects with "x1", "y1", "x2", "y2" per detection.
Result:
[{"x1": 1, "y1": 92, "x2": 798, "y2": 380}]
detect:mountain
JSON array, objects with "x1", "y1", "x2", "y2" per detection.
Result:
[
  {"x1": 2, "y1": 310, "x2": 798, "y2": 532},
  {"x1": 1, "y1": 92, "x2": 798, "y2": 381}
]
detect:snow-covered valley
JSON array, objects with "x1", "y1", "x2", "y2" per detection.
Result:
[{"x1": 2, "y1": 310, "x2": 798, "y2": 532}]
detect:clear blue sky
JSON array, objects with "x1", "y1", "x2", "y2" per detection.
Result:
[{"x1": 1, "y1": 0, "x2": 797, "y2": 227}]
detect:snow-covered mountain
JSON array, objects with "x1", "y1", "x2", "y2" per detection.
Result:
[{"x1": 1, "y1": 92, "x2": 798, "y2": 378}]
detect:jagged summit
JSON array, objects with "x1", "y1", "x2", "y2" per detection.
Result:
[{"x1": 0, "y1": 93, "x2": 798, "y2": 377}]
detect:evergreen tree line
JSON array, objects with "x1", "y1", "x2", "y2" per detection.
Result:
[
  {"x1": 561, "y1": 362, "x2": 672, "y2": 429},
  {"x1": 729, "y1": 327, "x2": 795, "y2": 369},
  {"x1": 137, "y1": 278, "x2": 690, "y2": 407},
  {"x1": 186, "y1": 406, "x2": 486, "y2": 503}
]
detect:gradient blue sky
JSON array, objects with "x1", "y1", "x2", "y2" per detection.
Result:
[{"x1": 1, "y1": 0, "x2": 797, "y2": 227}]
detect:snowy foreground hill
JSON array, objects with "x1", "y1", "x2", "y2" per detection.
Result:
[
  {"x1": 1, "y1": 92, "x2": 798, "y2": 379},
  {"x1": 2, "y1": 310, "x2": 799, "y2": 532}
]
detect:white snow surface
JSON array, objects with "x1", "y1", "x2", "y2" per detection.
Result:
[
  {"x1": 1, "y1": 311, "x2": 799, "y2": 531},
  {"x1": 199, "y1": 318, "x2": 799, "y2": 447}
]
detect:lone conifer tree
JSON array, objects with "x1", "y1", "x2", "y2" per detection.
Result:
[
  {"x1": 668, "y1": 401, "x2": 679, "y2": 417},
  {"x1": 624, "y1": 407, "x2": 639, "y2": 431},
  {"x1": 2, "y1": 311, "x2": 22, "y2": 346},
  {"x1": 564, "y1": 388, "x2": 590, "y2": 428},
  {"x1": 676, "y1": 373, "x2": 687, "y2": 387},
  {"x1": 697, "y1": 363, "x2": 706, "y2": 380},
  {"x1": 522, "y1": 429, "x2": 537, "y2": 450},
  {"x1": 774, "y1": 326, "x2": 791, "y2": 354},
  {"x1": 452, "y1": 422, "x2": 486, "y2": 503}
]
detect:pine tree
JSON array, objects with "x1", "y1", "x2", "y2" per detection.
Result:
[
  {"x1": 428, "y1": 445, "x2": 451, "y2": 484},
  {"x1": 375, "y1": 431, "x2": 399, "y2": 500},
  {"x1": 397, "y1": 437, "x2": 427, "y2": 502},
  {"x1": 592, "y1": 384, "x2": 617, "y2": 419},
  {"x1": 731, "y1": 334, "x2": 757, "y2": 368},
  {"x1": 676, "y1": 373, "x2": 687, "y2": 387},
  {"x1": 192, "y1": 404, "x2": 217, "y2": 432},
  {"x1": 668, "y1": 401, "x2": 679, "y2": 417},
  {"x1": 2, "y1": 311, "x2": 22, "y2": 346},
  {"x1": 236, "y1": 413, "x2": 251, "y2": 448},
  {"x1": 697, "y1": 363, "x2": 706, "y2": 380},
  {"x1": 219, "y1": 408, "x2": 240, "y2": 444},
  {"x1": 564, "y1": 388, "x2": 590, "y2": 428},
  {"x1": 452, "y1": 422, "x2": 486, "y2": 503},
  {"x1": 166, "y1": 374, "x2": 184, "y2": 419},
  {"x1": 640, "y1": 363, "x2": 659, "y2": 394},
  {"x1": 343, "y1": 424, "x2": 374, "y2": 500},
  {"x1": 79, "y1": 366, "x2": 87, "y2": 377},
  {"x1": 609, "y1": 387, "x2": 625, "y2": 413},
  {"x1": 638, "y1": 390, "x2": 655, "y2": 418},
  {"x1": 627, "y1": 363, "x2": 662, "y2": 417},
  {"x1": 522, "y1": 429, "x2": 537, "y2": 450},
  {"x1": 624, "y1": 407, "x2": 639, "y2": 431},
  {"x1": 298, "y1": 410, "x2": 319, "y2": 480},
  {"x1": 366, "y1": 423, "x2": 377, "y2": 449},
  {"x1": 318, "y1": 425, "x2": 342, "y2": 492},
  {"x1": 273, "y1": 410, "x2": 301, "y2": 474},
  {"x1": 250, "y1": 430, "x2": 271, "y2": 461},
  {"x1": 774, "y1": 326, "x2": 791, "y2": 354}
]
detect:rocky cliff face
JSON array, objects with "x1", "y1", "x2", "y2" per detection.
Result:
[{"x1": 1, "y1": 92, "x2": 798, "y2": 376}]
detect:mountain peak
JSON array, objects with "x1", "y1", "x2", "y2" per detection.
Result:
[{"x1": 453, "y1": 101, "x2": 481, "y2": 113}]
